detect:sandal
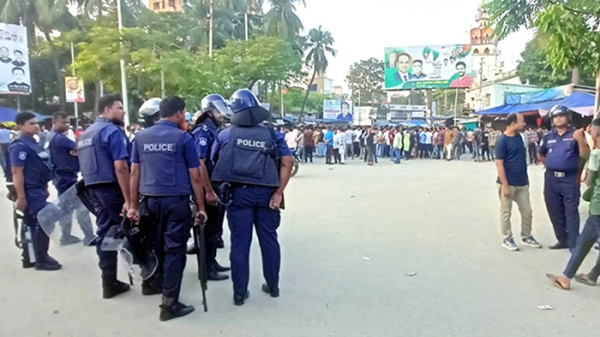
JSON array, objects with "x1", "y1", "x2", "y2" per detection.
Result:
[
  {"x1": 546, "y1": 273, "x2": 570, "y2": 290},
  {"x1": 574, "y1": 274, "x2": 597, "y2": 287}
]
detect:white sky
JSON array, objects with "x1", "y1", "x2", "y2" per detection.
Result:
[{"x1": 295, "y1": 0, "x2": 533, "y2": 90}]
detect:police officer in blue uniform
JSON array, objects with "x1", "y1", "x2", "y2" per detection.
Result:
[
  {"x1": 128, "y1": 96, "x2": 208, "y2": 321},
  {"x1": 48, "y1": 111, "x2": 94, "y2": 246},
  {"x1": 10, "y1": 112, "x2": 61, "y2": 271},
  {"x1": 78, "y1": 95, "x2": 132, "y2": 298},
  {"x1": 539, "y1": 105, "x2": 589, "y2": 250},
  {"x1": 187, "y1": 94, "x2": 231, "y2": 281},
  {"x1": 211, "y1": 89, "x2": 293, "y2": 306}
]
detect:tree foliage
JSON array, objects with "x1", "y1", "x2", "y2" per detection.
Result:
[
  {"x1": 345, "y1": 58, "x2": 385, "y2": 106},
  {"x1": 300, "y1": 26, "x2": 336, "y2": 114}
]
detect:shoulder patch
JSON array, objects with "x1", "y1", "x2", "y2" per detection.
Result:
[
  {"x1": 198, "y1": 137, "x2": 208, "y2": 146},
  {"x1": 18, "y1": 151, "x2": 27, "y2": 161},
  {"x1": 202, "y1": 125, "x2": 209, "y2": 131}
]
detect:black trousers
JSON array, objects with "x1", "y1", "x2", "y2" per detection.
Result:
[
  {"x1": 528, "y1": 143, "x2": 539, "y2": 164},
  {"x1": 333, "y1": 149, "x2": 340, "y2": 163},
  {"x1": 304, "y1": 146, "x2": 313, "y2": 163},
  {"x1": 326, "y1": 145, "x2": 334, "y2": 164}
]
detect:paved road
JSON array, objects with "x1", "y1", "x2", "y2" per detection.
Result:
[{"x1": 1, "y1": 157, "x2": 599, "y2": 336}]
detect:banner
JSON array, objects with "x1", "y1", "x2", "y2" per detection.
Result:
[
  {"x1": 323, "y1": 99, "x2": 353, "y2": 121},
  {"x1": 65, "y1": 77, "x2": 85, "y2": 103},
  {"x1": 384, "y1": 44, "x2": 473, "y2": 90},
  {"x1": 0, "y1": 23, "x2": 30, "y2": 95}
]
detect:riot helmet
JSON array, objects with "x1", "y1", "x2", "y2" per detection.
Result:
[
  {"x1": 549, "y1": 105, "x2": 571, "y2": 125},
  {"x1": 229, "y1": 89, "x2": 269, "y2": 127},
  {"x1": 138, "y1": 98, "x2": 162, "y2": 128},
  {"x1": 194, "y1": 94, "x2": 231, "y2": 127}
]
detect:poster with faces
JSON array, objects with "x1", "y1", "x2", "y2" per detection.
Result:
[{"x1": 0, "y1": 23, "x2": 30, "y2": 95}]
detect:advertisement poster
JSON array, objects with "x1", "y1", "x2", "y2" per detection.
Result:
[
  {"x1": 65, "y1": 77, "x2": 85, "y2": 103},
  {"x1": 323, "y1": 99, "x2": 353, "y2": 121},
  {"x1": 384, "y1": 44, "x2": 473, "y2": 90},
  {"x1": 0, "y1": 23, "x2": 30, "y2": 95}
]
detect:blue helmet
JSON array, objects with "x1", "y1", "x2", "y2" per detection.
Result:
[
  {"x1": 229, "y1": 89, "x2": 270, "y2": 126},
  {"x1": 200, "y1": 94, "x2": 232, "y2": 119},
  {"x1": 550, "y1": 105, "x2": 571, "y2": 123}
]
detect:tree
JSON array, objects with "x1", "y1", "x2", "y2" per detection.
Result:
[
  {"x1": 300, "y1": 26, "x2": 336, "y2": 116},
  {"x1": 345, "y1": 58, "x2": 385, "y2": 106},
  {"x1": 264, "y1": 0, "x2": 304, "y2": 51},
  {"x1": 516, "y1": 37, "x2": 570, "y2": 88}
]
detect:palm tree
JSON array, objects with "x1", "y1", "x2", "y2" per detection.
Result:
[
  {"x1": 264, "y1": 0, "x2": 304, "y2": 43},
  {"x1": 300, "y1": 26, "x2": 336, "y2": 115}
]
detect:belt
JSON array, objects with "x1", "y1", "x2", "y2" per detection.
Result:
[{"x1": 547, "y1": 170, "x2": 577, "y2": 178}]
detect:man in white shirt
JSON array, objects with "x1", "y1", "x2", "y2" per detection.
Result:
[
  {"x1": 353, "y1": 128, "x2": 361, "y2": 158},
  {"x1": 285, "y1": 126, "x2": 299, "y2": 152},
  {"x1": 383, "y1": 128, "x2": 390, "y2": 157},
  {"x1": 344, "y1": 127, "x2": 355, "y2": 159},
  {"x1": 332, "y1": 128, "x2": 341, "y2": 164},
  {"x1": 425, "y1": 128, "x2": 433, "y2": 158}
]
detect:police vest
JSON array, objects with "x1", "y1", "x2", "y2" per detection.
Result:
[
  {"x1": 48, "y1": 130, "x2": 80, "y2": 174},
  {"x1": 543, "y1": 128, "x2": 580, "y2": 172},
  {"x1": 211, "y1": 125, "x2": 280, "y2": 187},
  {"x1": 10, "y1": 137, "x2": 54, "y2": 189},
  {"x1": 134, "y1": 122, "x2": 193, "y2": 196},
  {"x1": 78, "y1": 119, "x2": 122, "y2": 186}
]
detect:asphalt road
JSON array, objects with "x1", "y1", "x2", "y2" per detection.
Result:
[{"x1": 1, "y1": 156, "x2": 599, "y2": 337}]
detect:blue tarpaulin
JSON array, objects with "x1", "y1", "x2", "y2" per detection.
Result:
[
  {"x1": 477, "y1": 91, "x2": 596, "y2": 116},
  {"x1": 505, "y1": 87, "x2": 564, "y2": 105},
  {"x1": 0, "y1": 108, "x2": 52, "y2": 122}
]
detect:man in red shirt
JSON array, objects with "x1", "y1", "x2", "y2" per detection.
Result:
[
  {"x1": 303, "y1": 126, "x2": 314, "y2": 163},
  {"x1": 450, "y1": 61, "x2": 473, "y2": 88}
]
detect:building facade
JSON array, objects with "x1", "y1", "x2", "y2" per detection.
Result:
[{"x1": 148, "y1": 0, "x2": 182, "y2": 12}]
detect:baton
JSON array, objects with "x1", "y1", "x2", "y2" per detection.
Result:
[{"x1": 193, "y1": 213, "x2": 208, "y2": 312}]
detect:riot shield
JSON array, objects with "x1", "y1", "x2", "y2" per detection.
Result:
[
  {"x1": 101, "y1": 220, "x2": 158, "y2": 282},
  {"x1": 37, "y1": 184, "x2": 95, "y2": 255}
]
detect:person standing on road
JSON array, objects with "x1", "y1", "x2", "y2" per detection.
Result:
[
  {"x1": 10, "y1": 112, "x2": 61, "y2": 270},
  {"x1": 402, "y1": 129, "x2": 411, "y2": 160},
  {"x1": 303, "y1": 126, "x2": 314, "y2": 163},
  {"x1": 365, "y1": 127, "x2": 375, "y2": 165},
  {"x1": 0, "y1": 124, "x2": 11, "y2": 175},
  {"x1": 452, "y1": 127, "x2": 463, "y2": 160},
  {"x1": 538, "y1": 105, "x2": 589, "y2": 250},
  {"x1": 78, "y1": 95, "x2": 132, "y2": 299},
  {"x1": 48, "y1": 112, "x2": 95, "y2": 246},
  {"x1": 345, "y1": 127, "x2": 354, "y2": 159},
  {"x1": 495, "y1": 113, "x2": 542, "y2": 251},
  {"x1": 211, "y1": 89, "x2": 293, "y2": 306},
  {"x1": 392, "y1": 127, "x2": 403, "y2": 164},
  {"x1": 489, "y1": 127, "x2": 499, "y2": 161},
  {"x1": 546, "y1": 118, "x2": 600, "y2": 290},
  {"x1": 444, "y1": 126, "x2": 454, "y2": 160},
  {"x1": 324, "y1": 126, "x2": 334, "y2": 164},
  {"x1": 526, "y1": 127, "x2": 540, "y2": 165}
]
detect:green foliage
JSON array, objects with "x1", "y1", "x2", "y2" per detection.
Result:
[
  {"x1": 516, "y1": 37, "x2": 570, "y2": 87},
  {"x1": 300, "y1": 26, "x2": 336, "y2": 114},
  {"x1": 346, "y1": 58, "x2": 385, "y2": 105}
]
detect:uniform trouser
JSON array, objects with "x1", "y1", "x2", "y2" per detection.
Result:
[
  {"x1": 227, "y1": 185, "x2": 281, "y2": 296},
  {"x1": 563, "y1": 214, "x2": 600, "y2": 281},
  {"x1": 144, "y1": 196, "x2": 192, "y2": 299},
  {"x1": 204, "y1": 198, "x2": 226, "y2": 267},
  {"x1": 25, "y1": 188, "x2": 50, "y2": 263},
  {"x1": 498, "y1": 184, "x2": 533, "y2": 240},
  {"x1": 56, "y1": 178, "x2": 94, "y2": 239},
  {"x1": 544, "y1": 172, "x2": 581, "y2": 248},
  {"x1": 88, "y1": 184, "x2": 124, "y2": 274}
]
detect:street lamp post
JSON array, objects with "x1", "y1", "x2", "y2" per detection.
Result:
[{"x1": 117, "y1": 0, "x2": 129, "y2": 127}]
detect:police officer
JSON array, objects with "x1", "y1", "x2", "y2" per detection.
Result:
[
  {"x1": 78, "y1": 95, "x2": 132, "y2": 298},
  {"x1": 10, "y1": 112, "x2": 61, "y2": 270},
  {"x1": 539, "y1": 105, "x2": 589, "y2": 250},
  {"x1": 138, "y1": 97, "x2": 162, "y2": 128},
  {"x1": 187, "y1": 94, "x2": 231, "y2": 281},
  {"x1": 48, "y1": 111, "x2": 94, "y2": 246},
  {"x1": 211, "y1": 89, "x2": 293, "y2": 306},
  {"x1": 128, "y1": 97, "x2": 207, "y2": 321}
]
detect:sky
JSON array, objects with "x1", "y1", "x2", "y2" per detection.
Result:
[{"x1": 295, "y1": 0, "x2": 533, "y2": 91}]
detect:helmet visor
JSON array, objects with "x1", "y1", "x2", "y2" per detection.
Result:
[{"x1": 212, "y1": 100, "x2": 232, "y2": 119}]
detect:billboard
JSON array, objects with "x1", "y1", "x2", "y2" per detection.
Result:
[
  {"x1": 65, "y1": 77, "x2": 85, "y2": 103},
  {"x1": 384, "y1": 44, "x2": 473, "y2": 90},
  {"x1": 0, "y1": 23, "x2": 31, "y2": 95},
  {"x1": 323, "y1": 99, "x2": 353, "y2": 121}
]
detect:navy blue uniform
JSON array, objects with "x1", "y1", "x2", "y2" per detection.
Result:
[
  {"x1": 78, "y1": 118, "x2": 130, "y2": 274},
  {"x1": 132, "y1": 120, "x2": 200, "y2": 300},
  {"x1": 211, "y1": 126, "x2": 290, "y2": 296},
  {"x1": 192, "y1": 119, "x2": 225, "y2": 268},
  {"x1": 48, "y1": 129, "x2": 93, "y2": 241},
  {"x1": 10, "y1": 135, "x2": 53, "y2": 263},
  {"x1": 539, "y1": 128, "x2": 581, "y2": 248}
]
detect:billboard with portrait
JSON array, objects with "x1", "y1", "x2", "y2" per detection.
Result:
[
  {"x1": 0, "y1": 23, "x2": 31, "y2": 95},
  {"x1": 65, "y1": 77, "x2": 85, "y2": 103},
  {"x1": 323, "y1": 99, "x2": 353, "y2": 121},
  {"x1": 384, "y1": 44, "x2": 473, "y2": 90}
]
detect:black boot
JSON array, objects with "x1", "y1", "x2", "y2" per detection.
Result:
[
  {"x1": 142, "y1": 277, "x2": 162, "y2": 296},
  {"x1": 213, "y1": 261, "x2": 230, "y2": 272},
  {"x1": 159, "y1": 297, "x2": 195, "y2": 322},
  {"x1": 102, "y1": 273, "x2": 131, "y2": 299},
  {"x1": 207, "y1": 265, "x2": 229, "y2": 281},
  {"x1": 35, "y1": 256, "x2": 62, "y2": 271},
  {"x1": 261, "y1": 283, "x2": 280, "y2": 298},
  {"x1": 233, "y1": 291, "x2": 250, "y2": 306}
]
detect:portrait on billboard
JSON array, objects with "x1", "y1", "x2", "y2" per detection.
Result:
[
  {"x1": 384, "y1": 44, "x2": 473, "y2": 90},
  {"x1": 0, "y1": 23, "x2": 30, "y2": 95}
]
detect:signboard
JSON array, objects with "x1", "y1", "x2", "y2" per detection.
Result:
[
  {"x1": 384, "y1": 44, "x2": 473, "y2": 90},
  {"x1": 323, "y1": 99, "x2": 354, "y2": 121},
  {"x1": 65, "y1": 77, "x2": 85, "y2": 103},
  {"x1": 389, "y1": 105, "x2": 427, "y2": 111},
  {"x1": 0, "y1": 23, "x2": 30, "y2": 95}
]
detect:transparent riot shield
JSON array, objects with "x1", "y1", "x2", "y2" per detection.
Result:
[
  {"x1": 37, "y1": 184, "x2": 95, "y2": 255},
  {"x1": 101, "y1": 220, "x2": 158, "y2": 282}
]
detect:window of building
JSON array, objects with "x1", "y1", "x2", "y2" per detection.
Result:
[
  {"x1": 169, "y1": 0, "x2": 175, "y2": 8},
  {"x1": 309, "y1": 84, "x2": 318, "y2": 92},
  {"x1": 485, "y1": 94, "x2": 491, "y2": 106},
  {"x1": 473, "y1": 48, "x2": 480, "y2": 55},
  {"x1": 153, "y1": 1, "x2": 160, "y2": 10},
  {"x1": 484, "y1": 48, "x2": 490, "y2": 55},
  {"x1": 161, "y1": 1, "x2": 165, "y2": 8}
]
